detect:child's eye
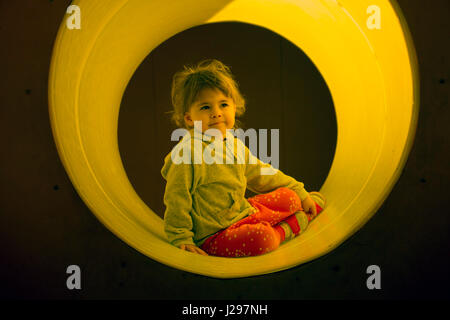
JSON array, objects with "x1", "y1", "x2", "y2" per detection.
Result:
[
  {"x1": 200, "y1": 105, "x2": 210, "y2": 110},
  {"x1": 221, "y1": 103, "x2": 228, "y2": 107}
]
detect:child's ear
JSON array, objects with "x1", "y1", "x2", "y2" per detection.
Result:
[{"x1": 184, "y1": 112, "x2": 193, "y2": 127}]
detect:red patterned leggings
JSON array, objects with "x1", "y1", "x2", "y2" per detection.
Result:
[{"x1": 200, "y1": 187, "x2": 322, "y2": 257}]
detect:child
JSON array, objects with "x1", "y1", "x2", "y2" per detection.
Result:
[{"x1": 161, "y1": 59, "x2": 325, "y2": 257}]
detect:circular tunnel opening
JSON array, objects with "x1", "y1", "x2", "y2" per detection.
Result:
[
  {"x1": 118, "y1": 22, "x2": 337, "y2": 219},
  {"x1": 49, "y1": 0, "x2": 417, "y2": 278}
]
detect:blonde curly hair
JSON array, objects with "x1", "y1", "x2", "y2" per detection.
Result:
[{"x1": 169, "y1": 59, "x2": 246, "y2": 129}]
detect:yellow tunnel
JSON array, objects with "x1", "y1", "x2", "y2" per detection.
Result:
[{"x1": 49, "y1": 0, "x2": 419, "y2": 278}]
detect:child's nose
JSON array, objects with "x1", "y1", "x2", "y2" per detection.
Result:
[{"x1": 210, "y1": 105, "x2": 222, "y2": 118}]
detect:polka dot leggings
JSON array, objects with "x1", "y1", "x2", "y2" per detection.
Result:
[{"x1": 200, "y1": 187, "x2": 322, "y2": 257}]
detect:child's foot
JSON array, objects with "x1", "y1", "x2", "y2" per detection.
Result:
[
  {"x1": 307, "y1": 191, "x2": 326, "y2": 221},
  {"x1": 276, "y1": 192, "x2": 326, "y2": 242},
  {"x1": 277, "y1": 211, "x2": 310, "y2": 241},
  {"x1": 309, "y1": 191, "x2": 326, "y2": 209}
]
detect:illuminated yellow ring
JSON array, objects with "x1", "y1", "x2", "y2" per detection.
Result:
[{"x1": 49, "y1": 0, "x2": 418, "y2": 278}]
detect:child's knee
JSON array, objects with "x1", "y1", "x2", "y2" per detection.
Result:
[
  {"x1": 287, "y1": 188, "x2": 301, "y2": 200},
  {"x1": 276, "y1": 187, "x2": 292, "y2": 194},
  {"x1": 275, "y1": 187, "x2": 302, "y2": 211},
  {"x1": 275, "y1": 187, "x2": 299, "y2": 201}
]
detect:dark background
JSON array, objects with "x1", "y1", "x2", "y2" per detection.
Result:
[{"x1": 1, "y1": 0, "x2": 449, "y2": 299}]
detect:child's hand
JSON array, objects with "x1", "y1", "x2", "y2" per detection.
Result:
[
  {"x1": 179, "y1": 244, "x2": 209, "y2": 256},
  {"x1": 301, "y1": 196, "x2": 317, "y2": 216}
]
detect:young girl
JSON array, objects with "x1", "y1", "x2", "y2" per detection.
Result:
[{"x1": 162, "y1": 59, "x2": 325, "y2": 257}]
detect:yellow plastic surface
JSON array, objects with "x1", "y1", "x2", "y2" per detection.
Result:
[{"x1": 48, "y1": 0, "x2": 419, "y2": 278}]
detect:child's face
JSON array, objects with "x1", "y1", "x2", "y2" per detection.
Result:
[{"x1": 184, "y1": 87, "x2": 236, "y2": 137}]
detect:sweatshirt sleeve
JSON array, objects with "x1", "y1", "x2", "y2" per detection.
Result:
[
  {"x1": 243, "y1": 141, "x2": 310, "y2": 201},
  {"x1": 161, "y1": 153, "x2": 196, "y2": 247}
]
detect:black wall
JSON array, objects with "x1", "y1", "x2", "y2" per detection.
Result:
[{"x1": 1, "y1": 0, "x2": 449, "y2": 299}]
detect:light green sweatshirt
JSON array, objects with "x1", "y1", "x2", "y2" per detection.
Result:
[{"x1": 161, "y1": 128, "x2": 309, "y2": 247}]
